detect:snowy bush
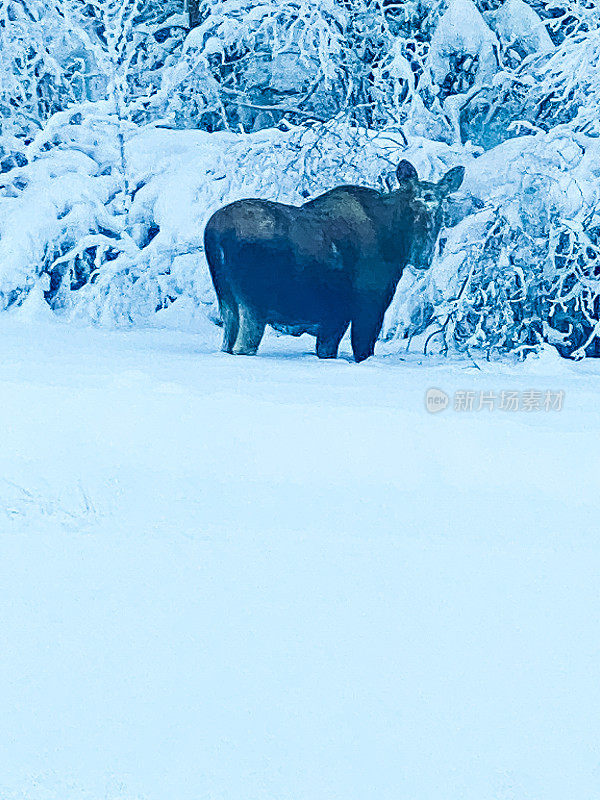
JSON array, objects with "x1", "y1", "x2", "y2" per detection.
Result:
[
  {"x1": 0, "y1": 0, "x2": 94, "y2": 168},
  {"x1": 0, "y1": 0, "x2": 188, "y2": 168},
  {"x1": 0, "y1": 104, "x2": 438, "y2": 324},
  {"x1": 384, "y1": 130, "x2": 600, "y2": 359},
  {"x1": 157, "y1": 0, "x2": 368, "y2": 131}
]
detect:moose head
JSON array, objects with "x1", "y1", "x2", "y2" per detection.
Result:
[{"x1": 393, "y1": 159, "x2": 465, "y2": 270}]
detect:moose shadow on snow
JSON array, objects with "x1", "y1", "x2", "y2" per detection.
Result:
[{"x1": 204, "y1": 160, "x2": 464, "y2": 362}]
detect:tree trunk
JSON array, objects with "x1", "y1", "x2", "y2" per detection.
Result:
[{"x1": 187, "y1": 0, "x2": 201, "y2": 29}]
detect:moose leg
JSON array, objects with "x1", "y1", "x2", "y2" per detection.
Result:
[
  {"x1": 316, "y1": 316, "x2": 349, "y2": 359},
  {"x1": 220, "y1": 300, "x2": 239, "y2": 354},
  {"x1": 232, "y1": 305, "x2": 266, "y2": 355},
  {"x1": 351, "y1": 303, "x2": 386, "y2": 363}
]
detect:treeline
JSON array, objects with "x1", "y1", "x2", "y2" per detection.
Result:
[{"x1": 0, "y1": 0, "x2": 599, "y2": 357}]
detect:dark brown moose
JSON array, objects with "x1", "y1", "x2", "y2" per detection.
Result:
[{"x1": 203, "y1": 160, "x2": 465, "y2": 362}]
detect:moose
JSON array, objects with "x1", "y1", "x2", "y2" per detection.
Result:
[{"x1": 203, "y1": 160, "x2": 465, "y2": 362}]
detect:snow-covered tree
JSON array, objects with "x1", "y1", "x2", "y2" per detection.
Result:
[
  {"x1": 0, "y1": 0, "x2": 98, "y2": 167},
  {"x1": 1, "y1": 0, "x2": 600, "y2": 359}
]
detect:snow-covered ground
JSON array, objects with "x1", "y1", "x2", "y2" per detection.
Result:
[{"x1": 2, "y1": 315, "x2": 600, "y2": 800}]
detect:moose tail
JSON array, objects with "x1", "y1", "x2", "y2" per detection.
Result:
[
  {"x1": 204, "y1": 219, "x2": 235, "y2": 308},
  {"x1": 204, "y1": 217, "x2": 239, "y2": 352}
]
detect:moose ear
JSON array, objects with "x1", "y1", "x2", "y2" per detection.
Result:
[
  {"x1": 396, "y1": 159, "x2": 418, "y2": 186},
  {"x1": 438, "y1": 165, "x2": 465, "y2": 195}
]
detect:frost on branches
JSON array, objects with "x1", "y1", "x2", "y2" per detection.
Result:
[{"x1": 1, "y1": 0, "x2": 600, "y2": 359}]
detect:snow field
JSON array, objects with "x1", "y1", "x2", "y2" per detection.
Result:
[{"x1": 1, "y1": 317, "x2": 600, "y2": 800}]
